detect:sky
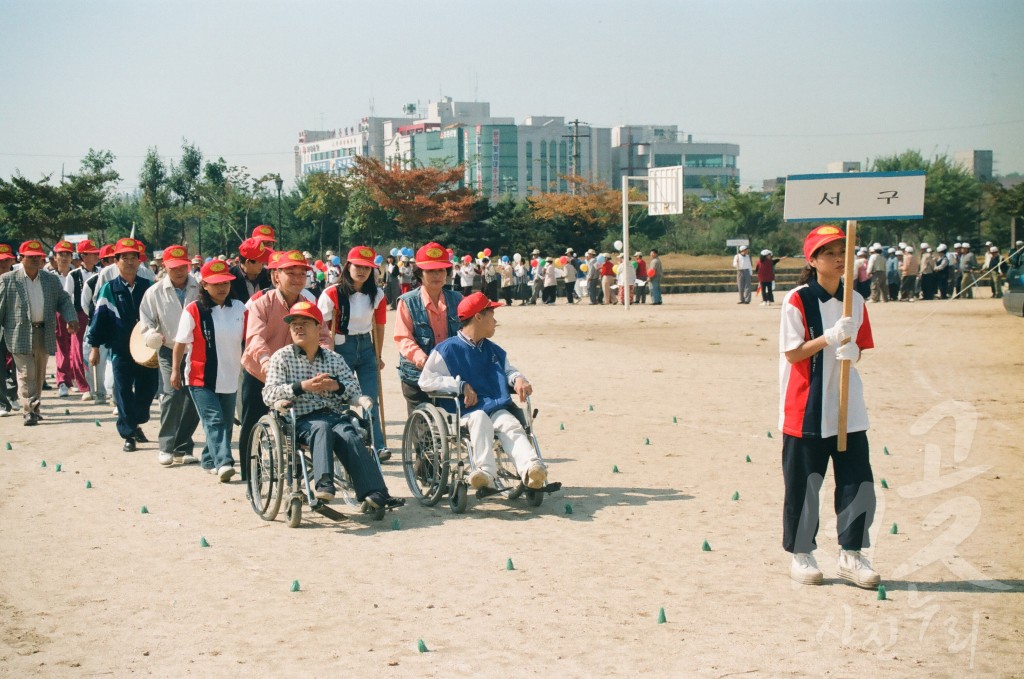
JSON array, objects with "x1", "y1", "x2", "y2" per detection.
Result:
[{"x1": 2, "y1": 0, "x2": 1022, "y2": 194}]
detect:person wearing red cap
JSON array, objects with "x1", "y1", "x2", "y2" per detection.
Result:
[
  {"x1": 87, "y1": 238, "x2": 159, "y2": 451},
  {"x1": 779, "y1": 225, "x2": 879, "y2": 590},
  {"x1": 0, "y1": 240, "x2": 79, "y2": 425},
  {"x1": 239, "y1": 250, "x2": 331, "y2": 482},
  {"x1": 262, "y1": 300, "x2": 396, "y2": 507},
  {"x1": 318, "y1": 245, "x2": 390, "y2": 459},
  {"x1": 0, "y1": 244, "x2": 17, "y2": 415},
  {"x1": 79, "y1": 244, "x2": 117, "y2": 404},
  {"x1": 140, "y1": 245, "x2": 202, "y2": 466},
  {"x1": 229, "y1": 237, "x2": 272, "y2": 304},
  {"x1": 393, "y1": 242, "x2": 464, "y2": 415},
  {"x1": 171, "y1": 260, "x2": 246, "y2": 480},
  {"x1": 49, "y1": 240, "x2": 92, "y2": 398},
  {"x1": 418, "y1": 292, "x2": 548, "y2": 491},
  {"x1": 251, "y1": 224, "x2": 276, "y2": 244}
]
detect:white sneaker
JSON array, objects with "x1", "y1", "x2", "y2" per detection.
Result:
[
  {"x1": 468, "y1": 469, "x2": 494, "y2": 489},
  {"x1": 525, "y1": 462, "x2": 548, "y2": 489},
  {"x1": 81, "y1": 391, "x2": 92, "y2": 401},
  {"x1": 179, "y1": 454, "x2": 199, "y2": 465},
  {"x1": 57, "y1": 384, "x2": 70, "y2": 398},
  {"x1": 217, "y1": 465, "x2": 236, "y2": 482},
  {"x1": 112, "y1": 407, "x2": 119, "y2": 415},
  {"x1": 158, "y1": 452, "x2": 175, "y2": 466},
  {"x1": 790, "y1": 553, "x2": 823, "y2": 585},
  {"x1": 836, "y1": 549, "x2": 881, "y2": 589}
]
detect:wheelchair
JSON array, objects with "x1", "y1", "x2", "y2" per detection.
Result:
[
  {"x1": 247, "y1": 399, "x2": 401, "y2": 528},
  {"x1": 401, "y1": 393, "x2": 560, "y2": 514}
]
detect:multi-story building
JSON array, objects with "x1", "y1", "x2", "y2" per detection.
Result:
[
  {"x1": 826, "y1": 161, "x2": 862, "y2": 173},
  {"x1": 611, "y1": 125, "x2": 740, "y2": 199},
  {"x1": 294, "y1": 116, "x2": 414, "y2": 176},
  {"x1": 954, "y1": 150, "x2": 993, "y2": 182}
]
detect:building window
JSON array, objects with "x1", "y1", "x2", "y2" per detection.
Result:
[
  {"x1": 685, "y1": 154, "x2": 725, "y2": 168},
  {"x1": 525, "y1": 141, "x2": 532, "y2": 182}
]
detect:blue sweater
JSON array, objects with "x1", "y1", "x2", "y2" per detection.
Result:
[{"x1": 433, "y1": 334, "x2": 512, "y2": 416}]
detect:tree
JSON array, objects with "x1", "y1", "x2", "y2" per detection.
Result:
[
  {"x1": 139, "y1": 148, "x2": 169, "y2": 243},
  {"x1": 350, "y1": 156, "x2": 477, "y2": 236},
  {"x1": 169, "y1": 140, "x2": 203, "y2": 247},
  {"x1": 294, "y1": 171, "x2": 352, "y2": 254},
  {"x1": 528, "y1": 175, "x2": 622, "y2": 252}
]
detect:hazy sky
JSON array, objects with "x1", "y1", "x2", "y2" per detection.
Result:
[{"x1": 2, "y1": 0, "x2": 1022, "y2": 193}]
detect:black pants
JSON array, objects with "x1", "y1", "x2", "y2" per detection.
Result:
[
  {"x1": 238, "y1": 371, "x2": 267, "y2": 482},
  {"x1": 542, "y1": 285, "x2": 556, "y2": 304},
  {"x1": 401, "y1": 380, "x2": 431, "y2": 416},
  {"x1": 501, "y1": 285, "x2": 514, "y2": 305},
  {"x1": 111, "y1": 353, "x2": 159, "y2": 439},
  {"x1": 782, "y1": 431, "x2": 875, "y2": 553}
]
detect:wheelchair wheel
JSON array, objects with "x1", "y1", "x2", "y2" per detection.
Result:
[
  {"x1": 334, "y1": 467, "x2": 361, "y2": 509},
  {"x1": 402, "y1": 405, "x2": 450, "y2": 507},
  {"x1": 286, "y1": 496, "x2": 302, "y2": 528},
  {"x1": 494, "y1": 440, "x2": 525, "y2": 500},
  {"x1": 449, "y1": 481, "x2": 468, "y2": 514},
  {"x1": 248, "y1": 415, "x2": 285, "y2": 521},
  {"x1": 526, "y1": 488, "x2": 544, "y2": 507}
]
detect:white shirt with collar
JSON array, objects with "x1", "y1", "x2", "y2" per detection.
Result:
[{"x1": 139, "y1": 274, "x2": 200, "y2": 348}]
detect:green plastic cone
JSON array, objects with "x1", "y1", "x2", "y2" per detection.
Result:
[
  {"x1": 40, "y1": 460, "x2": 46, "y2": 468},
  {"x1": 65, "y1": 408, "x2": 70, "y2": 415},
  {"x1": 290, "y1": 580, "x2": 300, "y2": 592},
  {"x1": 85, "y1": 481, "x2": 92, "y2": 489},
  {"x1": 612, "y1": 465, "x2": 620, "y2": 473},
  {"x1": 767, "y1": 431, "x2": 773, "y2": 438},
  {"x1": 5, "y1": 442, "x2": 11, "y2": 450},
  {"x1": 657, "y1": 607, "x2": 667, "y2": 624},
  {"x1": 877, "y1": 584, "x2": 887, "y2": 601},
  {"x1": 506, "y1": 558, "x2": 515, "y2": 571},
  {"x1": 702, "y1": 540, "x2": 711, "y2": 552},
  {"x1": 673, "y1": 416, "x2": 678, "y2": 424},
  {"x1": 589, "y1": 405, "x2": 594, "y2": 411},
  {"x1": 417, "y1": 639, "x2": 428, "y2": 653},
  {"x1": 731, "y1": 491, "x2": 740, "y2": 501},
  {"x1": 564, "y1": 503, "x2": 573, "y2": 515},
  {"x1": 890, "y1": 522, "x2": 898, "y2": 534},
  {"x1": 391, "y1": 518, "x2": 400, "y2": 530},
  {"x1": 200, "y1": 537, "x2": 210, "y2": 547},
  {"x1": 884, "y1": 446, "x2": 890, "y2": 456},
  {"x1": 140, "y1": 506, "x2": 149, "y2": 514},
  {"x1": 54, "y1": 463, "x2": 61, "y2": 472},
  {"x1": 881, "y1": 479, "x2": 889, "y2": 489},
  {"x1": 560, "y1": 423, "x2": 565, "y2": 430},
  {"x1": 745, "y1": 455, "x2": 751, "y2": 463},
  {"x1": 645, "y1": 438, "x2": 650, "y2": 445},
  {"x1": 95, "y1": 420, "x2": 101, "y2": 427}
]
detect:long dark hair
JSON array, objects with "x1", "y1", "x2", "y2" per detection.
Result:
[
  {"x1": 340, "y1": 262, "x2": 379, "y2": 298},
  {"x1": 197, "y1": 282, "x2": 236, "y2": 311}
]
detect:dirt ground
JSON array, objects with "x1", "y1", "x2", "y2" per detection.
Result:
[{"x1": 1, "y1": 291, "x2": 1022, "y2": 678}]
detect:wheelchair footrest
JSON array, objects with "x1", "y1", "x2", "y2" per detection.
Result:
[
  {"x1": 475, "y1": 486, "x2": 506, "y2": 500},
  {"x1": 312, "y1": 505, "x2": 347, "y2": 521},
  {"x1": 541, "y1": 481, "x2": 562, "y2": 494}
]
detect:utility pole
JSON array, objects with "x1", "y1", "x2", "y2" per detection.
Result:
[{"x1": 563, "y1": 119, "x2": 590, "y2": 194}]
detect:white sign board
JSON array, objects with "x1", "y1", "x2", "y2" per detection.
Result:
[
  {"x1": 647, "y1": 166, "x2": 684, "y2": 216},
  {"x1": 63, "y1": 233, "x2": 89, "y2": 243},
  {"x1": 726, "y1": 239, "x2": 749, "y2": 247},
  {"x1": 783, "y1": 171, "x2": 926, "y2": 222}
]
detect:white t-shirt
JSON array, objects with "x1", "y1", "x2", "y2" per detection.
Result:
[
  {"x1": 174, "y1": 300, "x2": 246, "y2": 393},
  {"x1": 317, "y1": 287, "x2": 387, "y2": 345}
]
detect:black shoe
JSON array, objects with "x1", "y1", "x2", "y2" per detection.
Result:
[
  {"x1": 377, "y1": 447, "x2": 392, "y2": 462},
  {"x1": 123, "y1": 437, "x2": 137, "y2": 452},
  {"x1": 133, "y1": 428, "x2": 149, "y2": 443},
  {"x1": 23, "y1": 413, "x2": 37, "y2": 427},
  {"x1": 42, "y1": 382, "x2": 52, "y2": 391},
  {"x1": 314, "y1": 478, "x2": 335, "y2": 501}
]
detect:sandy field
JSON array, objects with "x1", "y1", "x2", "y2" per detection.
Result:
[{"x1": 1, "y1": 291, "x2": 1022, "y2": 678}]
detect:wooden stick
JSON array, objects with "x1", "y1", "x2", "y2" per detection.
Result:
[{"x1": 837, "y1": 219, "x2": 857, "y2": 452}]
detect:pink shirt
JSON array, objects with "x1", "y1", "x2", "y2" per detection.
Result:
[
  {"x1": 242, "y1": 288, "x2": 331, "y2": 381},
  {"x1": 393, "y1": 286, "x2": 455, "y2": 370}
]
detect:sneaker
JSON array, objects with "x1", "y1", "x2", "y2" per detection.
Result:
[
  {"x1": 57, "y1": 384, "x2": 70, "y2": 398},
  {"x1": 158, "y1": 452, "x2": 175, "y2": 466},
  {"x1": 23, "y1": 412, "x2": 37, "y2": 427},
  {"x1": 314, "y1": 479, "x2": 336, "y2": 501},
  {"x1": 81, "y1": 391, "x2": 92, "y2": 401},
  {"x1": 377, "y1": 447, "x2": 392, "y2": 462},
  {"x1": 525, "y1": 462, "x2": 548, "y2": 490},
  {"x1": 836, "y1": 549, "x2": 881, "y2": 589},
  {"x1": 112, "y1": 407, "x2": 119, "y2": 416},
  {"x1": 204, "y1": 467, "x2": 217, "y2": 475},
  {"x1": 0, "y1": 405, "x2": 10, "y2": 417},
  {"x1": 94, "y1": 393, "x2": 108, "y2": 405},
  {"x1": 790, "y1": 553, "x2": 823, "y2": 585},
  {"x1": 217, "y1": 465, "x2": 236, "y2": 482},
  {"x1": 468, "y1": 469, "x2": 495, "y2": 489},
  {"x1": 179, "y1": 454, "x2": 199, "y2": 465}
]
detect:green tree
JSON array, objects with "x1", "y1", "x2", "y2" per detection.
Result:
[
  {"x1": 139, "y1": 148, "x2": 169, "y2": 243},
  {"x1": 168, "y1": 140, "x2": 203, "y2": 247}
]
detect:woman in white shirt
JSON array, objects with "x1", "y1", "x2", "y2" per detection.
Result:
[
  {"x1": 170, "y1": 260, "x2": 247, "y2": 481},
  {"x1": 318, "y1": 246, "x2": 390, "y2": 460}
]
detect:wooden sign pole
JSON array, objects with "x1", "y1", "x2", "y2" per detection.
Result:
[{"x1": 837, "y1": 219, "x2": 857, "y2": 452}]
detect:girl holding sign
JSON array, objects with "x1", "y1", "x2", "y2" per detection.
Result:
[{"x1": 778, "y1": 225, "x2": 880, "y2": 589}]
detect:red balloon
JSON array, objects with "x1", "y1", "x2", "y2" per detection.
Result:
[
  {"x1": 559, "y1": 256, "x2": 568, "y2": 265},
  {"x1": 648, "y1": 268, "x2": 657, "y2": 278},
  {"x1": 483, "y1": 248, "x2": 492, "y2": 257},
  {"x1": 463, "y1": 254, "x2": 473, "y2": 263},
  {"x1": 530, "y1": 258, "x2": 538, "y2": 268},
  {"x1": 446, "y1": 248, "x2": 454, "y2": 256}
]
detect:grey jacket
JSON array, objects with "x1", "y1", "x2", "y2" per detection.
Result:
[{"x1": 0, "y1": 268, "x2": 76, "y2": 355}]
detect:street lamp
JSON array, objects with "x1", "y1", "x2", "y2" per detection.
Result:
[{"x1": 274, "y1": 175, "x2": 284, "y2": 248}]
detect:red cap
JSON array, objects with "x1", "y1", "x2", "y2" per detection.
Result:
[
  {"x1": 113, "y1": 237, "x2": 142, "y2": 256},
  {"x1": 273, "y1": 250, "x2": 312, "y2": 270},
  {"x1": 238, "y1": 237, "x2": 271, "y2": 263},
  {"x1": 134, "y1": 239, "x2": 147, "y2": 262},
  {"x1": 346, "y1": 245, "x2": 378, "y2": 269},
  {"x1": 283, "y1": 299, "x2": 323, "y2": 325},
  {"x1": 76, "y1": 239, "x2": 100, "y2": 254},
  {"x1": 457, "y1": 291, "x2": 503, "y2": 320},
  {"x1": 53, "y1": 240, "x2": 75, "y2": 254},
  {"x1": 19, "y1": 240, "x2": 47, "y2": 257},
  {"x1": 251, "y1": 224, "x2": 275, "y2": 243},
  {"x1": 803, "y1": 224, "x2": 846, "y2": 261},
  {"x1": 266, "y1": 250, "x2": 287, "y2": 269},
  {"x1": 415, "y1": 242, "x2": 452, "y2": 270},
  {"x1": 200, "y1": 259, "x2": 235, "y2": 284},
  {"x1": 0, "y1": 243, "x2": 15, "y2": 260},
  {"x1": 162, "y1": 245, "x2": 191, "y2": 268},
  {"x1": 99, "y1": 244, "x2": 115, "y2": 259}
]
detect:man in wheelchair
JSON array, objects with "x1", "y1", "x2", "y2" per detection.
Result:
[
  {"x1": 418, "y1": 292, "x2": 549, "y2": 491},
  {"x1": 262, "y1": 300, "x2": 396, "y2": 509}
]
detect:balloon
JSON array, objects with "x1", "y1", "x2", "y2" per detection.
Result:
[
  {"x1": 402, "y1": 247, "x2": 414, "y2": 257},
  {"x1": 316, "y1": 270, "x2": 325, "y2": 281},
  {"x1": 631, "y1": 260, "x2": 638, "y2": 269},
  {"x1": 513, "y1": 253, "x2": 522, "y2": 263},
  {"x1": 559, "y1": 256, "x2": 568, "y2": 265},
  {"x1": 613, "y1": 264, "x2": 620, "y2": 274},
  {"x1": 501, "y1": 255, "x2": 510, "y2": 263},
  {"x1": 331, "y1": 255, "x2": 341, "y2": 265},
  {"x1": 596, "y1": 255, "x2": 606, "y2": 264},
  {"x1": 579, "y1": 263, "x2": 588, "y2": 273},
  {"x1": 530, "y1": 258, "x2": 538, "y2": 268},
  {"x1": 613, "y1": 240, "x2": 623, "y2": 251},
  {"x1": 483, "y1": 248, "x2": 492, "y2": 257},
  {"x1": 390, "y1": 247, "x2": 400, "y2": 257},
  {"x1": 648, "y1": 268, "x2": 657, "y2": 278},
  {"x1": 374, "y1": 254, "x2": 383, "y2": 265},
  {"x1": 538, "y1": 258, "x2": 546, "y2": 268},
  {"x1": 463, "y1": 254, "x2": 473, "y2": 263},
  {"x1": 477, "y1": 251, "x2": 485, "y2": 260},
  {"x1": 446, "y1": 248, "x2": 454, "y2": 256}
]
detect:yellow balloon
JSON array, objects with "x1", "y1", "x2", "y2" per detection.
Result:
[
  {"x1": 579, "y1": 263, "x2": 588, "y2": 273},
  {"x1": 613, "y1": 264, "x2": 620, "y2": 274},
  {"x1": 477, "y1": 251, "x2": 485, "y2": 260}
]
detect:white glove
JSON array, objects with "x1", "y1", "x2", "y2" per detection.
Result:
[
  {"x1": 358, "y1": 395, "x2": 375, "y2": 411},
  {"x1": 823, "y1": 317, "x2": 855, "y2": 346},
  {"x1": 144, "y1": 331, "x2": 164, "y2": 350},
  {"x1": 835, "y1": 341, "x2": 860, "y2": 362}
]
